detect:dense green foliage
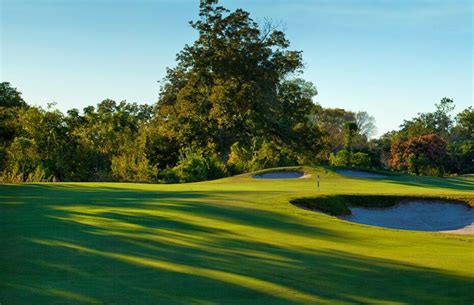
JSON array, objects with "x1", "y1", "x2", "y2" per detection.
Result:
[
  {"x1": 0, "y1": 1, "x2": 472, "y2": 182},
  {"x1": 153, "y1": 1, "x2": 324, "y2": 170},
  {"x1": 1, "y1": 167, "x2": 473, "y2": 304}
]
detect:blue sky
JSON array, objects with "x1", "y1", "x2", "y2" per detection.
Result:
[{"x1": 1, "y1": 0, "x2": 472, "y2": 136}]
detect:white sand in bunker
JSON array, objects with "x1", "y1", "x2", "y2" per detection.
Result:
[
  {"x1": 336, "y1": 169, "x2": 386, "y2": 179},
  {"x1": 339, "y1": 201, "x2": 474, "y2": 234},
  {"x1": 253, "y1": 171, "x2": 311, "y2": 179}
]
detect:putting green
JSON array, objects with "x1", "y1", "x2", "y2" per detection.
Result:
[{"x1": 1, "y1": 167, "x2": 473, "y2": 304}]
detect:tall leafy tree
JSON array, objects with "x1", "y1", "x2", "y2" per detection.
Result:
[
  {"x1": 154, "y1": 0, "x2": 305, "y2": 162},
  {"x1": 309, "y1": 107, "x2": 355, "y2": 154},
  {"x1": 0, "y1": 82, "x2": 27, "y2": 108},
  {"x1": 0, "y1": 82, "x2": 28, "y2": 170},
  {"x1": 399, "y1": 97, "x2": 455, "y2": 139},
  {"x1": 355, "y1": 111, "x2": 377, "y2": 139},
  {"x1": 68, "y1": 99, "x2": 153, "y2": 180},
  {"x1": 447, "y1": 107, "x2": 474, "y2": 173}
]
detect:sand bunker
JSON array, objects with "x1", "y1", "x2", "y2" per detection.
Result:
[
  {"x1": 340, "y1": 200, "x2": 474, "y2": 234},
  {"x1": 337, "y1": 170, "x2": 386, "y2": 179},
  {"x1": 254, "y1": 171, "x2": 310, "y2": 179}
]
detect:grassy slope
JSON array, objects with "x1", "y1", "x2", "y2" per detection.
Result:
[{"x1": 0, "y1": 167, "x2": 473, "y2": 305}]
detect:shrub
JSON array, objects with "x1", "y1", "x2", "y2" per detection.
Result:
[
  {"x1": 329, "y1": 149, "x2": 350, "y2": 166},
  {"x1": 352, "y1": 152, "x2": 371, "y2": 167},
  {"x1": 249, "y1": 141, "x2": 294, "y2": 171},
  {"x1": 228, "y1": 140, "x2": 296, "y2": 174},
  {"x1": 157, "y1": 167, "x2": 180, "y2": 183},
  {"x1": 111, "y1": 153, "x2": 157, "y2": 182},
  {"x1": 227, "y1": 142, "x2": 252, "y2": 174},
  {"x1": 205, "y1": 154, "x2": 228, "y2": 180},
  {"x1": 173, "y1": 149, "x2": 209, "y2": 182},
  {"x1": 26, "y1": 165, "x2": 46, "y2": 182},
  {"x1": 0, "y1": 165, "x2": 22, "y2": 183},
  {"x1": 419, "y1": 166, "x2": 441, "y2": 177},
  {"x1": 173, "y1": 149, "x2": 227, "y2": 183}
]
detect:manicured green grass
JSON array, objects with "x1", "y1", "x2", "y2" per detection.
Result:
[{"x1": 1, "y1": 167, "x2": 473, "y2": 304}]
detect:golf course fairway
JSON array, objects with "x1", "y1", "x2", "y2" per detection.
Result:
[{"x1": 1, "y1": 167, "x2": 473, "y2": 305}]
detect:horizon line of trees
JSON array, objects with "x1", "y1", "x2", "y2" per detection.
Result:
[
  {"x1": 1, "y1": 0, "x2": 472, "y2": 183},
  {"x1": 2, "y1": 80, "x2": 471, "y2": 183}
]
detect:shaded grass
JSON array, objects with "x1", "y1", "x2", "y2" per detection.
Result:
[
  {"x1": 1, "y1": 166, "x2": 473, "y2": 304},
  {"x1": 249, "y1": 166, "x2": 306, "y2": 177}
]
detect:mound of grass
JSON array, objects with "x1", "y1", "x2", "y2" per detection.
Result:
[
  {"x1": 290, "y1": 195, "x2": 472, "y2": 216},
  {"x1": 250, "y1": 166, "x2": 305, "y2": 177},
  {"x1": 290, "y1": 196, "x2": 352, "y2": 216}
]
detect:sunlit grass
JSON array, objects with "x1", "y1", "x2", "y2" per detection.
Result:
[{"x1": 1, "y1": 166, "x2": 473, "y2": 304}]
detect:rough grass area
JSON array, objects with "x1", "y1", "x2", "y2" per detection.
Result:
[
  {"x1": 291, "y1": 195, "x2": 473, "y2": 216},
  {"x1": 1, "y1": 166, "x2": 473, "y2": 305}
]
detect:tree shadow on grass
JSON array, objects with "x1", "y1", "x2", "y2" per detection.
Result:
[
  {"x1": 1, "y1": 184, "x2": 473, "y2": 304},
  {"x1": 1, "y1": 183, "x2": 346, "y2": 240},
  {"x1": 4, "y1": 235, "x2": 474, "y2": 305}
]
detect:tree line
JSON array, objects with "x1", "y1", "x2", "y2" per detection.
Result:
[{"x1": 1, "y1": 0, "x2": 472, "y2": 183}]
